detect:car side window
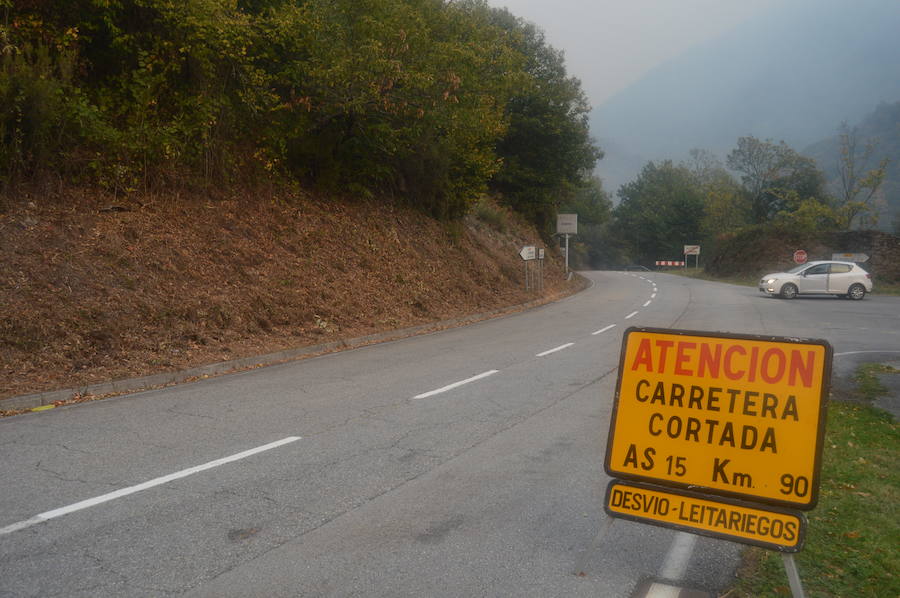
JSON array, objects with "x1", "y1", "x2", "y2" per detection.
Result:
[
  {"x1": 830, "y1": 264, "x2": 852, "y2": 273},
  {"x1": 806, "y1": 264, "x2": 829, "y2": 275}
]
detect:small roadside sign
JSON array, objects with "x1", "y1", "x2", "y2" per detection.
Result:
[
  {"x1": 684, "y1": 245, "x2": 701, "y2": 256},
  {"x1": 605, "y1": 327, "x2": 832, "y2": 509},
  {"x1": 793, "y1": 249, "x2": 808, "y2": 264},
  {"x1": 519, "y1": 246, "x2": 536, "y2": 261},
  {"x1": 556, "y1": 213, "x2": 578, "y2": 235},
  {"x1": 539, "y1": 248, "x2": 545, "y2": 260},
  {"x1": 831, "y1": 252, "x2": 869, "y2": 262},
  {"x1": 605, "y1": 480, "x2": 806, "y2": 552}
]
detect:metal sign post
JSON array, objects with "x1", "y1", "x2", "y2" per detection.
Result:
[
  {"x1": 684, "y1": 245, "x2": 700, "y2": 269},
  {"x1": 519, "y1": 246, "x2": 536, "y2": 291},
  {"x1": 556, "y1": 214, "x2": 577, "y2": 276}
]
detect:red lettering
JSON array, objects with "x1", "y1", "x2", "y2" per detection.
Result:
[
  {"x1": 698, "y1": 343, "x2": 721, "y2": 378},
  {"x1": 724, "y1": 345, "x2": 746, "y2": 380},
  {"x1": 675, "y1": 342, "x2": 696, "y2": 376},
  {"x1": 747, "y1": 346, "x2": 759, "y2": 382},
  {"x1": 761, "y1": 348, "x2": 786, "y2": 383},
  {"x1": 631, "y1": 338, "x2": 654, "y2": 371},
  {"x1": 789, "y1": 350, "x2": 816, "y2": 388},
  {"x1": 655, "y1": 340, "x2": 674, "y2": 373}
]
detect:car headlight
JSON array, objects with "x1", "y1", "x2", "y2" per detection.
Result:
[{"x1": 766, "y1": 278, "x2": 776, "y2": 284}]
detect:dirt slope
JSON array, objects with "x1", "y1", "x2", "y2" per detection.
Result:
[{"x1": 1, "y1": 186, "x2": 579, "y2": 404}]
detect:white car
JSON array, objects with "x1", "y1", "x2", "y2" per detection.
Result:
[{"x1": 759, "y1": 260, "x2": 873, "y2": 300}]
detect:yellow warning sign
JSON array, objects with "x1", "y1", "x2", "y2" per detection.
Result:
[
  {"x1": 605, "y1": 481, "x2": 806, "y2": 552},
  {"x1": 605, "y1": 327, "x2": 831, "y2": 509}
]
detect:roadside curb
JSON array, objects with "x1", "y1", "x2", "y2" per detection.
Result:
[{"x1": 2, "y1": 274, "x2": 589, "y2": 413}]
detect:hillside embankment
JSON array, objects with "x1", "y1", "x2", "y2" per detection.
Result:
[
  {"x1": 1, "y1": 186, "x2": 580, "y2": 407},
  {"x1": 706, "y1": 228, "x2": 900, "y2": 282}
]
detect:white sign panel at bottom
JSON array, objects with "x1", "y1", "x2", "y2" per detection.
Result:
[{"x1": 519, "y1": 246, "x2": 536, "y2": 260}]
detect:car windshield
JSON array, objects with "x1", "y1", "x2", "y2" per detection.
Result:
[{"x1": 786, "y1": 264, "x2": 810, "y2": 274}]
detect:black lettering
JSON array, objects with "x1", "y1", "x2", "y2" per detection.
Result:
[
  {"x1": 642, "y1": 447, "x2": 656, "y2": 470},
  {"x1": 670, "y1": 383, "x2": 685, "y2": 407},
  {"x1": 761, "y1": 393, "x2": 778, "y2": 418},
  {"x1": 760, "y1": 428, "x2": 778, "y2": 453},
  {"x1": 705, "y1": 419, "x2": 719, "y2": 443},
  {"x1": 743, "y1": 391, "x2": 759, "y2": 416},
  {"x1": 720, "y1": 422, "x2": 735, "y2": 447},
  {"x1": 635, "y1": 379, "x2": 650, "y2": 402},
  {"x1": 741, "y1": 425, "x2": 758, "y2": 449},
  {"x1": 783, "y1": 395, "x2": 799, "y2": 421},
  {"x1": 746, "y1": 514, "x2": 757, "y2": 534},
  {"x1": 685, "y1": 417, "x2": 701, "y2": 442},
  {"x1": 714, "y1": 507, "x2": 727, "y2": 527},
  {"x1": 623, "y1": 444, "x2": 639, "y2": 468},
  {"x1": 650, "y1": 381, "x2": 667, "y2": 405},
  {"x1": 666, "y1": 416, "x2": 682, "y2": 438},
  {"x1": 784, "y1": 521, "x2": 797, "y2": 542},
  {"x1": 707, "y1": 387, "x2": 721, "y2": 411},
  {"x1": 688, "y1": 386, "x2": 704, "y2": 409},
  {"x1": 727, "y1": 388, "x2": 741, "y2": 413},
  {"x1": 611, "y1": 488, "x2": 625, "y2": 508},
  {"x1": 712, "y1": 458, "x2": 731, "y2": 483},
  {"x1": 649, "y1": 413, "x2": 663, "y2": 436}
]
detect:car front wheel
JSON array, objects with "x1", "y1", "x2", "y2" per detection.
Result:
[
  {"x1": 780, "y1": 283, "x2": 798, "y2": 299},
  {"x1": 848, "y1": 283, "x2": 866, "y2": 300}
]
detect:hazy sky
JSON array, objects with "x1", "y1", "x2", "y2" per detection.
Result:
[{"x1": 487, "y1": 0, "x2": 778, "y2": 108}]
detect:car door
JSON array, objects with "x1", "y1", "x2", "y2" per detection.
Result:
[
  {"x1": 797, "y1": 263, "x2": 829, "y2": 294},
  {"x1": 826, "y1": 263, "x2": 853, "y2": 293}
]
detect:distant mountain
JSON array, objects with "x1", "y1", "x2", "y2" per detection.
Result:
[
  {"x1": 804, "y1": 101, "x2": 900, "y2": 233},
  {"x1": 592, "y1": 0, "x2": 900, "y2": 195}
]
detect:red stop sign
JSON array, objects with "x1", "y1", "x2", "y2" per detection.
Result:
[{"x1": 793, "y1": 249, "x2": 808, "y2": 264}]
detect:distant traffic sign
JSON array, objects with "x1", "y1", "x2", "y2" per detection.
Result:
[
  {"x1": 793, "y1": 250, "x2": 808, "y2": 264},
  {"x1": 605, "y1": 327, "x2": 832, "y2": 509},
  {"x1": 684, "y1": 245, "x2": 701, "y2": 256},
  {"x1": 519, "y1": 246, "x2": 536, "y2": 260},
  {"x1": 831, "y1": 252, "x2": 869, "y2": 262},
  {"x1": 556, "y1": 213, "x2": 578, "y2": 235}
]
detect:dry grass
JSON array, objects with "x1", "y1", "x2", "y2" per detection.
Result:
[{"x1": 1, "y1": 186, "x2": 573, "y2": 401}]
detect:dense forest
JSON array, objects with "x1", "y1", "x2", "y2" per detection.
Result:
[
  {"x1": 3, "y1": 2, "x2": 896, "y2": 275},
  {"x1": 1, "y1": 0, "x2": 599, "y2": 230}
]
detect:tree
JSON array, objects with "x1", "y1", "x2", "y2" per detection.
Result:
[
  {"x1": 834, "y1": 122, "x2": 889, "y2": 229},
  {"x1": 726, "y1": 137, "x2": 827, "y2": 223},
  {"x1": 613, "y1": 161, "x2": 705, "y2": 265},
  {"x1": 683, "y1": 149, "x2": 751, "y2": 237},
  {"x1": 487, "y1": 8, "x2": 601, "y2": 232}
]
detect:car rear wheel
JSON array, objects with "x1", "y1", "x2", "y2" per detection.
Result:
[
  {"x1": 848, "y1": 283, "x2": 866, "y2": 300},
  {"x1": 780, "y1": 283, "x2": 798, "y2": 299}
]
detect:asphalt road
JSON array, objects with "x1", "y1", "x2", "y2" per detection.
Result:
[{"x1": 1, "y1": 271, "x2": 898, "y2": 597}]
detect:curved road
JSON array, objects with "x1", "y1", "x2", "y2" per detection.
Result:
[{"x1": 1, "y1": 271, "x2": 898, "y2": 597}]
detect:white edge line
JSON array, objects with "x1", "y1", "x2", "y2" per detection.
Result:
[
  {"x1": 651, "y1": 293, "x2": 657, "y2": 299},
  {"x1": 659, "y1": 531, "x2": 697, "y2": 580},
  {"x1": 0, "y1": 436, "x2": 301, "y2": 536},
  {"x1": 643, "y1": 300, "x2": 652, "y2": 307},
  {"x1": 592, "y1": 324, "x2": 616, "y2": 336},
  {"x1": 625, "y1": 311, "x2": 639, "y2": 319},
  {"x1": 536, "y1": 342, "x2": 575, "y2": 357},
  {"x1": 413, "y1": 370, "x2": 499, "y2": 399}
]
